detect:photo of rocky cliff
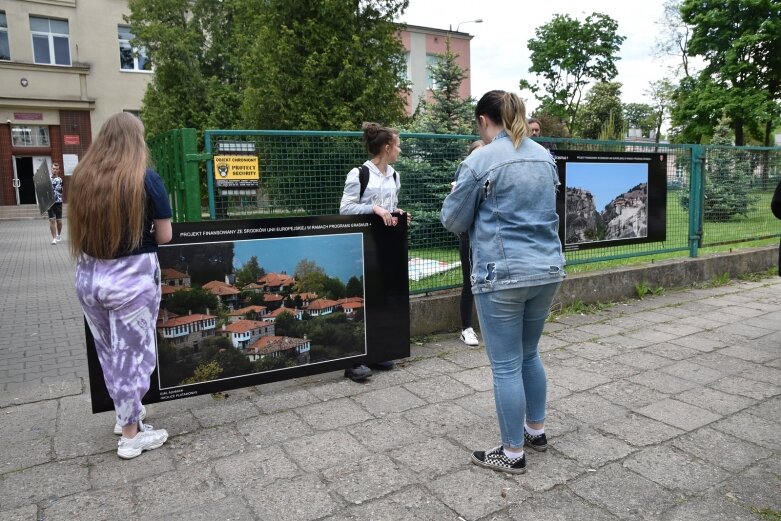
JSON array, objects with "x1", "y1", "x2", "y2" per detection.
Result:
[{"x1": 566, "y1": 182, "x2": 648, "y2": 244}]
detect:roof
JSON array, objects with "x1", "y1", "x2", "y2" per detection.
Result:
[
  {"x1": 292, "y1": 292, "x2": 318, "y2": 300},
  {"x1": 263, "y1": 294, "x2": 284, "y2": 302},
  {"x1": 221, "y1": 319, "x2": 273, "y2": 334},
  {"x1": 203, "y1": 280, "x2": 240, "y2": 296},
  {"x1": 161, "y1": 268, "x2": 188, "y2": 280},
  {"x1": 337, "y1": 297, "x2": 364, "y2": 305},
  {"x1": 259, "y1": 273, "x2": 295, "y2": 287},
  {"x1": 228, "y1": 305, "x2": 267, "y2": 317},
  {"x1": 249, "y1": 335, "x2": 308, "y2": 355},
  {"x1": 267, "y1": 307, "x2": 301, "y2": 318},
  {"x1": 158, "y1": 313, "x2": 215, "y2": 328},
  {"x1": 307, "y1": 299, "x2": 339, "y2": 310},
  {"x1": 242, "y1": 282, "x2": 264, "y2": 290}
]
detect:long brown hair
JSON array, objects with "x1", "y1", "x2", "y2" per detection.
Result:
[
  {"x1": 69, "y1": 113, "x2": 149, "y2": 259},
  {"x1": 475, "y1": 90, "x2": 530, "y2": 149}
]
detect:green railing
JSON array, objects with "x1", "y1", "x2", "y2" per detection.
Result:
[{"x1": 149, "y1": 129, "x2": 781, "y2": 295}]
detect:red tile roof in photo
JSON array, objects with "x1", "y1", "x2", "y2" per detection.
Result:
[
  {"x1": 249, "y1": 335, "x2": 308, "y2": 355},
  {"x1": 158, "y1": 313, "x2": 215, "y2": 328},
  {"x1": 161, "y1": 268, "x2": 188, "y2": 280},
  {"x1": 307, "y1": 299, "x2": 339, "y2": 310},
  {"x1": 337, "y1": 297, "x2": 364, "y2": 305},
  {"x1": 263, "y1": 294, "x2": 284, "y2": 302},
  {"x1": 258, "y1": 273, "x2": 295, "y2": 287},
  {"x1": 228, "y1": 305, "x2": 267, "y2": 317},
  {"x1": 267, "y1": 307, "x2": 301, "y2": 318},
  {"x1": 221, "y1": 319, "x2": 273, "y2": 334},
  {"x1": 203, "y1": 280, "x2": 240, "y2": 296},
  {"x1": 242, "y1": 282, "x2": 264, "y2": 290}
]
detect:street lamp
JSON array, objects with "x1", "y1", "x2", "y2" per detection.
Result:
[{"x1": 451, "y1": 19, "x2": 483, "y2": 33}]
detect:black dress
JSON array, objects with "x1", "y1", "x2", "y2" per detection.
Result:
[{"x1": 771, "y1": 180, "x2": 781, "y2": 275}]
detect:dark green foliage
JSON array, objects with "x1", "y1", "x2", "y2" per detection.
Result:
[
  {"x1": 235, "y1": 255, "x2": 265, "y2": 288},
  {"x1": 165, "y1": 287, "x2": 219, "y2": 316},
  {"x1": 519, "y1": 13, "x2": 626, "y2": 131},
  {"x1": 157, "y1": 243, "x2": 234, "y2": 286},
  {"x1": 680, "y1": 119, "x2": 756, "y2": 221},
  {"x1": 127, "y1": 0, "x2": 410, "y2": 136},
  {"x1": 576, "y1": 82, "x2": 625, "y2": 139},
  {"x1": 677, "y1": 0, "x2": 781, "y2": 145},
  {"x1": 240, "y1": 0, "x2": 409, "y2": 130},
  {"x1": 345, "y1": 276, "x2": 364, "y2": 297},
  {"x1": 405, "y1": 38, "x2": 475, "y2": 135}
]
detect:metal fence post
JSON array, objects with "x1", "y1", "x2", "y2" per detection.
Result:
[
  {"x1": 180, "y1": 128, "x2": 204, "y2": 222},
  {"x1": 688, "y1": 145, "x2": 705, "y2": 257}
]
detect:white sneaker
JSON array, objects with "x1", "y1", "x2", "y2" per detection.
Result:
[
  {"x1": 117, "y1": 426, "x2": 168, "y2": 459},
  {"x1": 113, "y1": 405, "x2": 147, "y2": 435},
  {"x1": 51, "y1": 238, "x2": 57, "y2": 245},
  {"x1": 461, "y1": 327, "x2": 479, "y2": 346},
  {"x1": 55, "y1": 235, "x2": 62, "y2": 243}
]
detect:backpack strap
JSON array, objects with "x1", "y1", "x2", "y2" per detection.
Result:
[
  {"x1": 358, "y1": 165, "x2": 370, "y2": 198},
  {"x1": 358, "y1": 165, "x2": 397, "y2": 200}
]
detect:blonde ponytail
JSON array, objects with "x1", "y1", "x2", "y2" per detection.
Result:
[{"x1": 500, "y1": 92, "x2": 530, "y2": 149}]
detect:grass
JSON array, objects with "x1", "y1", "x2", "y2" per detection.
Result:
[
  {"x1": 750, "y1": 507, "x2": 781, "y2": 521},
  {"x1": 409, "y1": 189, "x2": 780, "y2": 295}
]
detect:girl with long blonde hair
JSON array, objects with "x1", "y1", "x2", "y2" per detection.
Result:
[{"x1": 70, "y1": 112, "x2": 172, "y2": 459}]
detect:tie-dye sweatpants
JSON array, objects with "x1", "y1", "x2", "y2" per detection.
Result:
[{"x1": 75, "y1": 252, "x2": 161, "y2": 428}]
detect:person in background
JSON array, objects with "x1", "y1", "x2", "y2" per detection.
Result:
[
  {"x1": 527, "y1": 118, "x2": 542, "y2": 137},
  {"x1": 441, "y1": 90, "x2": 565, "y2": 474},
  {"x1": 456, "y1": 140, "x2": 485, "y2": 347},
  {"x1": 340, "y1": 121, "x2": 411, "y2": 381},
  {"x1": 48, "y1": 162, "x2": 64, "y2": 245},
  {"x1": 69, "y1": 112, "x2": 172, "y2": 459},
  {"x1": 771, "y1": 179, "x2": 781, "y2": 276}
]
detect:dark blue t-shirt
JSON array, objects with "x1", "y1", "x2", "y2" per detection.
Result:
[{"x1": 119, "y1": 169, "x2": 173, "y2": 257}]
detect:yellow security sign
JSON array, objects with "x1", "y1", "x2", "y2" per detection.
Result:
[{"x1": 213, "y1": 155, "x2": 259, "y2": 187}]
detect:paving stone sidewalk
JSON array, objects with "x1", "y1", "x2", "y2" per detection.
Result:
[{"x1": 1, "y1": 219, "x2": 780, "y2": 520}]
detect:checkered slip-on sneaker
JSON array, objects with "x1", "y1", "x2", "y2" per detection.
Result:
[
  {"x1": 524, "y1": 429, "x2": 548, "y2": 452},
  {"x1": 471, "y1": 446, "x2": 526, "y2": 474}
]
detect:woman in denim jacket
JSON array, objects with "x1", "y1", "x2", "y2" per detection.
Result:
[{"x1": 441, "y1": 90, "x2": 565, "y2": 474}]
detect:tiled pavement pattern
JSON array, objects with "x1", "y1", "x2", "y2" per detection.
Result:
[{"x1": 0, "y1": 218, "x2": 780, "y2": 520}]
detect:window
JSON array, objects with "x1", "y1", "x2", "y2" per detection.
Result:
[
  {"x1": 118, "y1": 25, "x2": 150, "y2": 71},
  {"x1": 426, "y1": 53, "x2": 438, "y2": 90},
  {"x1": 0, "y1": 11, "x2": 9, "y2": 61},
  {"x1": 11, "y1": 126, "x2": 50, "y2": 147},
  {"x1": 403, "y1": 52, "x2": 411, "y2": 81},
  {"x1": 30, "y1": 16, "x2": 70, "y2": 65}
]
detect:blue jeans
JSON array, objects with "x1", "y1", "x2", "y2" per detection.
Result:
[{"x1": 474, "y1": 282, "x2": 561, "y2": 449}]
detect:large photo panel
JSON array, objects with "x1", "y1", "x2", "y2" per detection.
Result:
[
  {"x1": 555, "y1": 150, "x2": 667, "y2": 251},
  {"x1": 87, "y1": 215, "x2": 410, "y2": 413}
]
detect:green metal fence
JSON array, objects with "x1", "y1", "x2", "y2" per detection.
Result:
[{"x1": 150, "y1": 130, "x2": 781, "y2": 295}]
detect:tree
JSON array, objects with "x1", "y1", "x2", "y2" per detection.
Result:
[
  {"x1": 235, "y1": 256, "x2": 265, "y2": 288},
  {"x1": 623, "y1": 103, "x2": 658, "y2": 139},
  {"x1": 126, "y1": 0, "x2": 248, "y2": 136},
  {"x1": 645, "y1": 79, "x2": 676, "y2": 143},
  {"x1": 519, "y1": 13, "x2": 626, "y2": 131},
  {"x1": 240, "y1": 0, "x2": 410, "y2": 130},
  {"x1": 653, "y1": 0, "x2": 694, "y2": 79},
  {"x1": 680, "y1": 118, "x2": 755, "y2": 221},
  {"x1": 181, "y1": 361, "x2": 223, "y2": 385},
  {"x1": 406, "y1": 38, "x2": 475, "y2": 135},
  {"x1": 575, "y1": 82, "x2": 625, "y2": 139},
  {"x1": 529, "y1": 111, "x2": 569, "y2": 137},
  {"x1": 128, "y1": 0, "x2": 411, "y2": 135},
  {"x1": 165, "y1": 287, "x2": 219, "y2": 316},
  {"x1": 293, "y1": 259, "x2": 327, "y2": 293},
  {"x1": 679, "y1": 0, "x2": 781, "y2": 145},
  {"x1": 345, "y1": 276, "x2": 364, "y2": 297}
]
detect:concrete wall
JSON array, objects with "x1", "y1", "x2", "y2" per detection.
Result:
[{"x1": 409, "y1": 246, "x2": 779, "y2": 337}]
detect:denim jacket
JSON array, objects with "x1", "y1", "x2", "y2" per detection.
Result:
[{"x1": 441, "y1": 130, "x2": 565, "y2": 293}]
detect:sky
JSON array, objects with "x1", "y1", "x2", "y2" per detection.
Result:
[
  {"x1": 567, "y1": 162, "x2": 648, "y2": 211},
  {"x1": 398, "y1": 0, "x2": 685, "y2": 114},
  {"x1": 233, "y1": 234, "x2": 364, "y2": 284}
]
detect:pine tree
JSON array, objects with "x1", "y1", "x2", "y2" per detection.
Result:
[{"x1": 701, "y1": 118, "x2": 755, "y2": 221}]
